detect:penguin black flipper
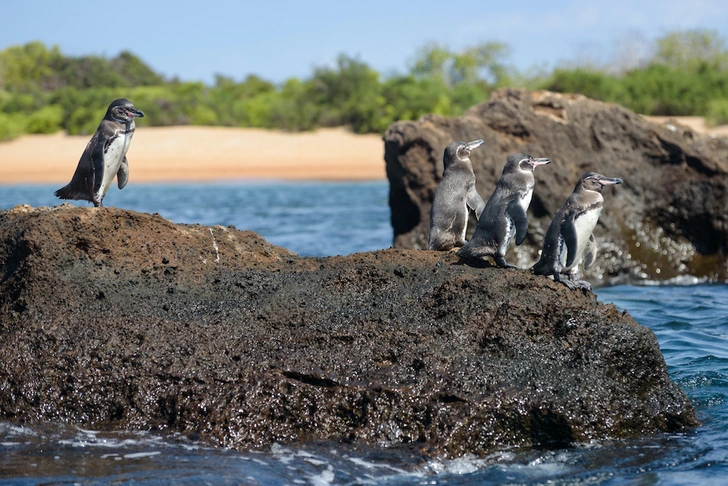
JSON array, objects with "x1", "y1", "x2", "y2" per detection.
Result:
[
  {"x1": 466, "y1": 185, "x2": 486, "y2": 220},
  {"x1": 54, "y1": 131, "x2": 102, "y2": 203},
  {"x1": 506, "y1": 199, "x2": 529, "y2": 246},
  {"x1": 117, "y1": 156, "x2": 129, "y2": 189},
  {"x1": 91, "y1": 136, "x2": 106, "y2": 196},
  {"x1": 583, "y1": 233, "x2": 597, "y2": 270},
  {"x1": 562, "y1": 210, "x2": 579, "y2": 268}
]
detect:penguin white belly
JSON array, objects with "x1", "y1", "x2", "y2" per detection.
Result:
[
  {"x1": 458, "y1": 197, "x2": 469, "y2": 241},
  {"x1": 563, "y1": 208, "x2": 602, "y2": 271},
  {"x1": 505, "y1": 188, "x2": 532, "y2": 252},
  {"x1": 98, "y1": 130, "x2": 133, "y2": 197},
  {"x1": 519, "y1": 187, "x2": 533, "y2": 213},
  {"x1": 501, "y1": 216, "x2": 514, "y2": 254}
]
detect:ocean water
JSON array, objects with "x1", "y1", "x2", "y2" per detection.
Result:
[
  {"x1": 1, "y1": 182, "x2": 727, "y2": 485},
  {"x1": 0, "y1": 181, "x2": 392, "y2": 257}
]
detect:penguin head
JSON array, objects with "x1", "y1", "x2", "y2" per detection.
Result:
[
  {"x1": 443, "y1": 139, "x2": 484, "y2": 169},
  {"x1": 578, "y1": 172, "x2": 624, "y2": 193},
  {"x1": 504, "y1": 153, "x2": 552, "y2": 174},
  {"x1": 106, "y1": 99, "x2": 145, "y2": 123}
]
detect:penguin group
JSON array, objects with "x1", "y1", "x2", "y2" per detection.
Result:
[
  {"x1": 428, "y1": 140, "x2": 622, "y2": 291},
  {"x1": 54, "y1": 99, "x2": 620, "y2": 290}
]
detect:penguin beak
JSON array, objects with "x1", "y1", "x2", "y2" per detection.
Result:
[
  {"x1": 530, "y1": 157, "x2": 551, "y2": 167},
  {"x1": 598, "y1": 177, "x2": 623, "y2": 186},
  {"x1": 465, "y1": 139, "x2": 484, "y2": 151},
  {"x1": 126, "y1": 108, "x2": 144, "y2": 118}
]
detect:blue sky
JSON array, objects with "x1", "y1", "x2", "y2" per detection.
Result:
[{"x1": 2, "y1": 0, "x2": 728, "y2": 84}]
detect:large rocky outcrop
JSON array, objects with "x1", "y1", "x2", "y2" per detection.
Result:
[
  {"x1": 0, "y1": 205, "x2": 696, "y2": 457},
  {"x1": 384, "y1": 89, "x2": 728, "y2": 283}
]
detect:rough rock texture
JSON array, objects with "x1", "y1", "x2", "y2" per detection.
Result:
[
  {"x1": 384, "y1": 89, "x2": 728, "y2": 283},
  {"x1": 0, "y1": 205, "x2": 696, "y2": 457}
]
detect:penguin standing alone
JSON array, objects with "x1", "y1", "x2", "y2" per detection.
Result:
[
  {"x1": 428, "y1": 139, "x2": 486, "y2": 251},
  {"x1": 55, "y1": 98, "x2": 144, "y2": 207},
  {"x1": 457, "y1": 153, "x2": 551, "y2": 267},
  {"x1": 532, "y1": 172, "x2": 623, "y2": 290}
]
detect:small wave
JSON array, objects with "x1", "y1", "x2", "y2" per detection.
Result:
[
  {"x1": 676, "y1": 370, "x2": 728, "y2": 389},
  {"x1": 424, "y1": 451, "x2": 517, "y2": 475},
  {"x1": 663, "y1": 320, "x2": 693, "y2": 330},
  {"x1": 123, "y1": 451, "x2": 162, "y2": 460},
  {"x1": 57, "y1": 429, "x2": 167, "y2": 450},
  {"x1": 636, "y1": 275, "x2": 710, "y2": 286},
  {"x1": 307, "y1": 464, "x2": 335, "y2": 486},
  {"x1": 0, "y1": 423, "x2": 39, "y2": 438}
]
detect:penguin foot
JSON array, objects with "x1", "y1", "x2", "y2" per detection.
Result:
[
  {"x1": 553, "y1": 273, "x2": 576, "y2": 290},
  {"x1": 564, "y1": 271, "x2": 592, "y2": 292},
  {"x1": 554, "y1": 273, "x2": 592, "y2": 292},
  {"x1": 571, "y1": 279, "x2": 593, "y2": 291},
  {"x1": 558, "y1": 279, "x2": 576, "y2": 290},
  {"x1": 494, "y1": 256, "x2": 518, "y2": 269}
]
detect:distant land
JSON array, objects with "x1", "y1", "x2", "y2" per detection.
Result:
[
  {"x1": 0, "y1": 117, "x2": 725, "y2": 184},
  {"x1": 0, "y1": 126, "x2": 385, "y2": 184}
]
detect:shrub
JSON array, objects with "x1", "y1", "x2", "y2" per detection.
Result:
[
  {"x1": 66, "y1": 106, "x2": 105, "y2": 135},
  {"x1": 0, "y1": 112, "x2": 27, "y2": 141},
  {"x1": 543, "y1": 68, "x2": 621, "y2": 101},
  {"x1": 706, "y1": 98, "x2": 728, "y2": 126},
  {"x1": 25, "y1": 104, "x2": 63, "y2": 134},
  {"x1": 190, "y1": 105, "x2": 219, "y2": 126}
]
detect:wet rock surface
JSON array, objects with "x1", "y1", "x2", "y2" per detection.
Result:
[
  {"x1": 0, "y1": 205, "x2": 696, "y2": 457},
  {"x1": 384, "y1": 89, "x2": 728, "y2": 283}
]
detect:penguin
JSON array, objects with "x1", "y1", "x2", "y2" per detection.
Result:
[
  {"x1": 55, "y1": 98, "x2": 144, "y2": 207},
  {"x1": 428, "y1": 139, "x2": 486, "y2": 250},
  {"x1": 457, "y1": 153, "x2": 551, "y2": 267},
  {"x1": 532, "y1": 172, "x2": 623, "y2": 290}
]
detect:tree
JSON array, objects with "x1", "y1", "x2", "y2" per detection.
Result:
[
  {"x1": 544, "y1": 68, "x2": 620, "y2": 102},
  {"x1": 110, "y1": 51, "x2": 165, "y2": 86},
  {"x1": 0, "y1": 41, "x2": 63, "y2": 92},
  {"x1": 307, "y1": 54, "x2": 386, "y2": 132},
  {"x1": 409, "y1": 42, "x2": 511, "y2": 87},
  {"x1": 654, "y1": 29, "x2": 728, "y2": 72}
]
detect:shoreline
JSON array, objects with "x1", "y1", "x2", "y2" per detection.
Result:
[
  {"x1": 1, "y1": 117, "x2": 725, "y2": 185},
  {"x1": 0, "y1": 126, "x2": 385, "y2": 184}
]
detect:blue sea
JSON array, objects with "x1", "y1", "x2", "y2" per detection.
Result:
[{"x1": 1, "y1": 182, "x2": 727, "y2": 485}]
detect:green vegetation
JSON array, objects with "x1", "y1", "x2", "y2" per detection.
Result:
[
  {"x1": 1, "y1": 29, "x2": 728, "y2": 141},
  {"x1": 540, "y1": 29, "x2": 728, "y2": 123}
]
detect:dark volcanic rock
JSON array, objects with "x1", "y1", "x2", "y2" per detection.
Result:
[
  {"x1": 0, "y1": 205, "x2": 696, "y2": 457},
  {"x1": 384, "y1": 89, "x2": 728, "y2": 283}
]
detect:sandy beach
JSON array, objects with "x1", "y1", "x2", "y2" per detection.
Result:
[
  {"x1": 643, "y1": 116, "x2": 728, "y2": 138},
  {"x1": 0, "y1": 118, "x2": 725, "y2": 185},
  {"x1": 0, "y1": 126, "x2": 385, "y2": 184}
]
